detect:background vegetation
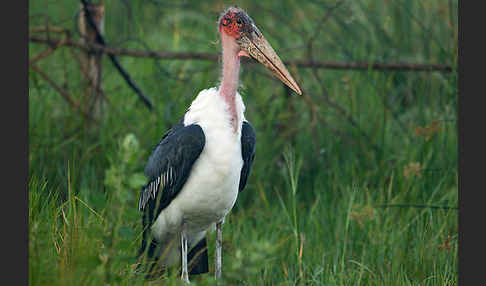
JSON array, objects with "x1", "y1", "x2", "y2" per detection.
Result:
[{"x1": 29, "y1": 0, "x2": 458, "y2": 285}]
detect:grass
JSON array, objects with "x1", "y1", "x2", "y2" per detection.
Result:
[{"x1": 29, "y1": 0, "x2": 457, "y2": 285}]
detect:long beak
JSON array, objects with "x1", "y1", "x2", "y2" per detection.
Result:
[{"x1": 239, "y1": 31, "x2": 302, "y2": 95}]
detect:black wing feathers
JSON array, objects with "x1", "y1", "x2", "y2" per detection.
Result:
[
  {"x1": 137, "y1": 121, "x2": 205, "y2": 265},
  {"x1": 139, "y1": 123, "x2": 205, "y2": 212},
  {"x1": 239, "y1": 121, "x2": 256, "y2": 192}
]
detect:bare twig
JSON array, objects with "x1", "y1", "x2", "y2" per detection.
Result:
[
  {"x1": 29, "y1": 63, "x2": 95, "y2": 121},
  {"x1": 80, "y1": 0, "x2": 153, "y2": 110},
  {"x1": 30, "y1": 34, "x2": 69, "y2": 65},
  {"x1": 67, "y1": 46, "x2": 108, "y2": 110},
  {"x1": 29, "y1": 26, "x2": 68, "y2": 34},
  {"x1": 147, "y1": 0, "x2": 189, "y2": 7},
  {"x1": 307, "y1": 0, "x2": 346, "y2": 46},
  {"x1": 374, "y1": 204, "x2": 458, "y2": 211},
  {"x1": 29, "y1": 35, "x2": 453, "y2": 72},
  {"x1": 285, "y1": 60, "x2": 453, "y2": 72}
]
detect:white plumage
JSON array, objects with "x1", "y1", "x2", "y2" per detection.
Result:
[{"x1": 150, "y1": 87, "x2": 247, "y2": 265}]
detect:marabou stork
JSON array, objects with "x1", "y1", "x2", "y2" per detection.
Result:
[{"x1": 137, "y1": 7, "x2": 302, "y2": 282}]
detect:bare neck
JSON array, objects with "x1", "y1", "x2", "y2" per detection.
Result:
[{"x1": 219, "y1": 32, "x2": 241, "y2": 131}]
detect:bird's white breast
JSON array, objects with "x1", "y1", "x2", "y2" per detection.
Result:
[{"x1": 151, "y1": 87, "x2": 246, "y2": 241}]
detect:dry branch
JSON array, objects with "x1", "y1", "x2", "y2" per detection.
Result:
[
  {"x1": 30, "y1": 26, "x2": 68, "y2": 34},
  {"x1": 374, "y1": 204, "x2": 458, "y2": 211},
  {"x1": 80, "y1": 0, "x2": 153, "y2": 111},
  {"x1": 29, "y1": 35, "x2": 453, "y2": 72},
  {"x1": 79, "y1": 2, "x2": 106, "y2": 119},
  {"x1": 29, "y1": 36, "x2": 68, "y2": 65},
  {"x1": 29, "y1": 63, "x2": 95, "y2": 121}
]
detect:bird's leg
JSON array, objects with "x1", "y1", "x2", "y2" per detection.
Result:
[
  {"x1": 181, "y1": 232, "x2": 190, "y2": 283},
  {"x1": 215, "y1": 221, "x2": 223, "y2": 280}
]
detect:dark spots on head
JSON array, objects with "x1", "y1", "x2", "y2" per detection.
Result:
[
  {"x1": 219, "y1": 8, "x2": 258, "y2": 39},
  {"x1": 221, "y1": 17, "x2": 231, "y2": 26}
]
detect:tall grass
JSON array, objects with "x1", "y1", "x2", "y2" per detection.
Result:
[{"x1": 29, "y1": 0, "x2": 457, "y2": 285}]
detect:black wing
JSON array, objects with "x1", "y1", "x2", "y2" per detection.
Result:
[
  {"x1": 139, "y1": 121, "x2": 205, "y2": 215},
  {"x1": 239, "y1": 121, "x2": 256, "y2": 192},
  {"x1": 137, "y1": 120, "x2": 205, "y2": 263}
]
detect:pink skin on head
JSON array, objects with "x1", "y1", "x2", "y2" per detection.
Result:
[
  {"x1": 217, "y1": 7, "x2": 302, "y2": 131},
  {"x1": 219, "y1": 9, "x2": 245, "y2": 39},
  {"x1": 218, "y1": 7, "x2": 303, "y2": 98},
  {"x1": 218, "y1": 10, "x2": 249, "y2": 132}
]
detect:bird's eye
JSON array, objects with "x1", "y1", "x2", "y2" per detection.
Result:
[
  {"x1": 236, "y1": 18, "x2": 242, "y2": 25},
  {"x1": 222, "y1": 18, "x2": 231, "y2": 26}
]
